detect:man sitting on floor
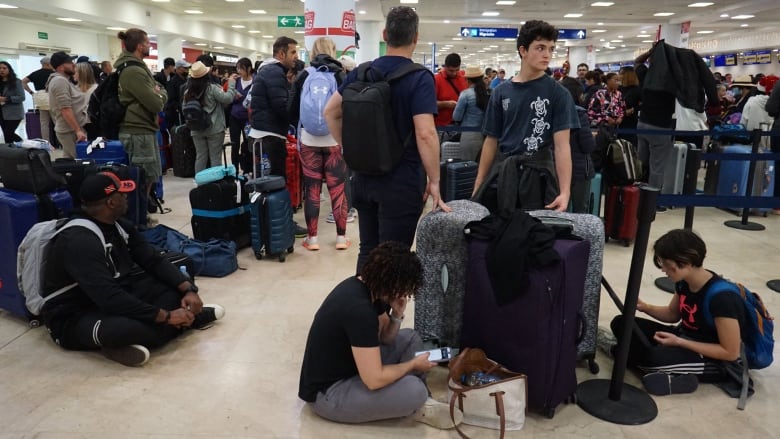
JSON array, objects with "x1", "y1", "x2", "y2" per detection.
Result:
[{"x1": 40, "y1": 172, "x2": 224, "y2": 367}]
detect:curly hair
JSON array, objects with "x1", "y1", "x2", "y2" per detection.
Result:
[
  {"x1": 361, "y1": 242, "x2": 422, "y2": 302},
  {"x1": 517, "y1": 20, "x2": 557, "y2": 53}
]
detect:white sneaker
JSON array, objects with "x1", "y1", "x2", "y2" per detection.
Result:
[{"x1": 413, "y1": 397, "x2": 462, "y2": 430}]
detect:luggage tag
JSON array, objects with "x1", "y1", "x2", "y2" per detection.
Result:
[
  {"x1": 19, "y1": 139, "x2": 53, "y2": 151},
  {"x1": 234, "y1": 178, "x2": 242, "y2": 203},
  {"x1": 86, "y1": 137, "x2": 106, "y2": 154}
]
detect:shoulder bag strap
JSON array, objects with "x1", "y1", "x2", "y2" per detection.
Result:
[{"x1": 446, "y1": 76, "x2": 461, "y2": 97}]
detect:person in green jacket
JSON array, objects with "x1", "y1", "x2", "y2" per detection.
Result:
[{"x1": 115, "y1": 28, "x2": 167, "y2": 201}]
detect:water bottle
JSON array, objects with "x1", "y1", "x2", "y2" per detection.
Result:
[
  {"x1": 243, "y1": 124, "x2": 251, "y2": 138},
  {"x1": 261, "y1": 153, "x2": 271, "y2": 173},
  {"x1": 180, "y1": 266, "x2": 190, "y2": 280}
]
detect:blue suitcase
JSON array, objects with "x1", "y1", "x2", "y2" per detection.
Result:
[
  {"x1": 716, "y1": 145, "x2": 775, "y2": 215},
  {"x1": 246, "y1": 176, "x2": 295, "y2": 262},
  {"x1": 588, "y1": 172, "x2": 602, "y2": 217},
  {"x1": 76, "y1": 140, "x2": 129, "y2": 165},
  {"x1": 0, "y1": 188, "x2": 72, "y2": 324}
]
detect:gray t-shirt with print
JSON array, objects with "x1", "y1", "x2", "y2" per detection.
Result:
[{"x1": 482, "y1": 74, "x2": 579, "y2": 156}]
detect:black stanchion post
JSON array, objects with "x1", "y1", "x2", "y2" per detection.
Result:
[
  {"x1": 656, "y1": 147, "x2": 702, "y2": 294},
  {"x1": 767, "y1": 280, "x2": 780, "y2": 293},
  {"x1": 725, "y1": 129, "x2": 765, "y2": 231},
  {"x1": 576, "y1": 184, "x2": 659, "y2": 425}
]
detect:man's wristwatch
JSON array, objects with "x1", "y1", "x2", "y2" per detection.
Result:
[
  {"x1": 389, "y1": 310, "x2": 404, "y2": 324},
  {"x1": 185, "y1": 283, "x2": 199, "y2": 294}
]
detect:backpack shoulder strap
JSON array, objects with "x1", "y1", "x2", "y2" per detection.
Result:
[
  {"x1": 387, "y1": 62, "x2": 428, "y2": 82},
  {"x1": 701, "y1": 277, "x2": 740, "y2": 328}
]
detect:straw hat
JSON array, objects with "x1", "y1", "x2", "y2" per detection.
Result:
[
  {"x1": 730, "y1": 74, "x2": 755, "y2": 87},
  {"x1": 464, "y1": 65, "x2": 483, "y2": 79},
  {"x1": 189, "y1": 61, "x2": 210, "y2": 79}
]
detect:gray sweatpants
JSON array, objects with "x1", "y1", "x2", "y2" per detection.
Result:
[
  {"x1": 310, "y1": 328, "x2": 428, "y2": 424},
  {"x1": 636, "y1": 121, "x2": 674, "y2": 191}
]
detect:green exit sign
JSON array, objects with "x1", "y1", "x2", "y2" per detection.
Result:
[
  {"x1": 37, "y1": 32, "x2": 48, "y2": 40},
  {"x1": 277, "y1": 15, "x2": 304, "y2": 28}
]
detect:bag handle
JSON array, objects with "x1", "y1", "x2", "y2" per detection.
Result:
[{"x1": 448, "y1": 386, "x2": 508, "y2": 439}]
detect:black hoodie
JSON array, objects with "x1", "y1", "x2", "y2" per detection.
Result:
[{"x1": 287, "y1": 54, "x2": 345, "y2": 126}]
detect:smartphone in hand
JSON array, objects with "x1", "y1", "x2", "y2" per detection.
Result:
[{"x1": 415, "y1": 347, "x2": 453, "y2": 363}]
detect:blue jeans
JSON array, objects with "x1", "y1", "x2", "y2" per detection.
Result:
[{"x1": 352, "y1": 162, "x2": 426, "y2": 274}]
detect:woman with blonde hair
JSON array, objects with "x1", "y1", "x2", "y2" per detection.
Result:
[
  {"x1": 75, "y1": 63, "x2": 98, "y2": 96},
  {"x1": 288, "y1": 37, "x2": 350, "y2": 251}
]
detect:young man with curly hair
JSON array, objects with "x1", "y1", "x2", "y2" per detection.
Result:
[{"x1": 298, "y1": 242, "x2": 461, "y2": 429}]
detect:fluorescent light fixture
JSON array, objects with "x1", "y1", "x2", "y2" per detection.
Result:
[
  {"x1": 591, "y1": 2, "x2": 614, "y2": 6},
  {"x1": 731, "y1": 15, "x2": 754, "y2": 19},
  {"x1": 443, "y1": 19, "x2": 450, "y2": 23},
  {"x1": 249, "y1": 9, "x2": 266, "y2": 14},
  {"x1": 636, "y1": 34, "x2": 650, "y2": 37},
  {"x1": 57, "y1": 17, "x2": 82, "y2": 22},
  {"x1": 225, "y1": 0, "x2": 244, "y2": 2},
  {"x1": 482, "y1": 11, "x2": 500, "y2": 16},
  {"x1": 452, "y1": 37, "x2": 463, "y2": 41},
  {"x1": 740, "y1": 24, "x2": 749, "y2": 27},
  {"x1": 618, "y1": 35, "x2": 624, "y2": 38},
  {"x1": 359, "y1": 10, "x2": 367, "y2": 14},
  {"x1": 231, "y1": 25, "x2": 245, "y2": 28},
  {"x1": 294, "y1": 31, "x2": 305, "y2": 34},
  {"x1": 597, "y1": 22, "x2": 604, "y2": 25},
  {"x1": 263, "y1": 35, "x2": 274, "y2": 38},
  {"x1": 195, "y1": 43, "x2": 207, "y2": 46},
  {"x1": 214, "y1": 46, "x2": 225, "y2": 49},
  {"x1": 595, "y1": 49, "x2": 601, "y2": 52},
  {"x1": 642, "y1": 40, "x2": 655, "y2": 43},
  {"x1": 599, "y1": 38, "x2": 605, "y2": 42},
  {"x1": 688, "y1": 2, "x2": 713, "y2": 6},
  {"x1": 654, "y1": 12, "x2": 674, "y2": 16},
  {"x1": 184, "y1": 10, "x2": 203, "y2": 14},
  {"x1": 151, "y1": 0, "x2": 170, "y2": 2},
  {"x1": 399, "y1": 0, "x2": 418, "y2": 3},
  {"x1": 592, "y1": 29, "x2": 607, "y2": 33},
  {"x1": 248, "y1": 30, "x2": 261, "y2": 34},
  {"x1": 610, "y1": 39, "x2": 623, "y2": 42},
  {"x1": 697, "y1": 30, "x2": 714, "y2": 34},
  {"x1": 0, "y1": 3, "x2": 19, "y2": 7},
  {"x1": 564, "y1": 13, "x2": 583, "y2": 18},
  {"x1": 106, "y1": 26, "x2": 126, "y2": 31},
  {"x1": 496, "y1": 0, "x2": 516, "y2": 4},
  {"x1": 504, "y1": 38, "x2": 515, "y2": 41},
  {"x1": 720, "y1": 13, "x2": 729, "y2": 17}
]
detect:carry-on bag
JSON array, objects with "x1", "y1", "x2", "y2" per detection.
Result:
[
  {"x1": 189, "y1": 176, "x2": 251, "y2": 249},
  {"x1": 171, "y1": 125, "x2": 197, "y2": 178},
  {"x1": 588, "y1": 172, "x2": 602, "y2": 217},
  {"x1": 0, "y1": 188, "x2": 72, "y2": 324},
  {"x1": 716, "y1": 145, "x2": 775, "y2": 215},
  {"x1": 440, "y1": 159, "x2": 478, "y2": 202},
  {"x1": 661, "y1": 142, "x2": 691, "y2": 195},
  {"x1": 447, "y1": 348, "x2": 527, "y2": 436},
  {"x1": 414, "y1": 199, "x2": 490, "y2": 347},
  {"x1": 25, "y1": 109, "x2": 42, "y2": 140},
  {"x1": 76, "y1": 140, "x2": 129, "y2": 165},
  {"x1": 0, "y1": 144, "x2": 65, "y2": 194},
  {"x1": 604, "y1": 185, "x2": 639, "y2": 246},
  {"x1": 441, "y1": 141, "x2": 461, "y2": 161},
  {"x1": 460, "y1": 237, "x2": 590, "y2": 418},
  {"x1": 52, "y1": 158, "x2": 96, "y2": 206}
]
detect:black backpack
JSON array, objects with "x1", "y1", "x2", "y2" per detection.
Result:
[
  {"x1": 87, "y1": 59, "x2": 146, "y2": 139},
  {"x1": 181, "y1": 84, "x2": 212, "y2": 132},
  {"x1": 341, "y1": 61, "x2": 429, "y2": 175}
]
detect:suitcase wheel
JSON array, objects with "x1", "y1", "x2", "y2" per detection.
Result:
[
  {"x1": 278, "y1": 253, "x2": 286, "y2": 263},
  {"x1": 565, "y1": 393, "x2": 578, "y2": 405},
  {"x1": 543, "y1": 406, "x2": 556, "y2": 419},
  {"x1": 287, "y1": 246, "x2": 294, "y2": 254},
  {"x1": 604, "y1": 236, "x2": 609, "y2": 243},
  {"x1": 29, "y1": 318, "x2": 41, "y2": 329},
  {"x1": 622, "y1": 240, "x2": 631, "y2": 247},
  {"x1": 254, "y1": 251, "x2": 263, "y2": 260},
  {"x1": 588, "y1": 358, "x2": 599, "y2": 374}
]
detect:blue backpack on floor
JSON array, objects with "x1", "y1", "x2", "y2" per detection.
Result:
[{"x1": 702, "y1": 278, "x2": 774, "y2": 369}]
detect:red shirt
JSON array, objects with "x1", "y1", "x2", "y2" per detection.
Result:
[{"x1": 434, "y1": 70, "x2": 468, "y2": 126}]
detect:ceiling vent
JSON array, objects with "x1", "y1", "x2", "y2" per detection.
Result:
[{"x1": 18, "y1": 43, "x2": 72, "y2": 54}]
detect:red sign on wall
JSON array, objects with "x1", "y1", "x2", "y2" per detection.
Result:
[
  {"x1": 342, "y1": 10, "x2": 355, "y2": 32},
  {"x1": 305, "y1": 10, "x2": 315, "y2": 32}
]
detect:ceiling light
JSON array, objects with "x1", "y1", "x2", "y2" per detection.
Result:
[
  {"x1": 653, "y1": 12, "x2": 674, "y2": 16},
  {"x1": 482, "y1": 11, "x2": 500, "y2": 16},
  {"x1": 249, "y1": 30, "x2": 261, "y2": 34},
  {"x1": 249, "y1": 9, "x2": 266, "y2": 14},
  {"x1": 57, "y1": 17, "x2": 82, "y2": 22},
  {"x1": 697, "y1": 30, "x2": 714, "y2": 34},
  {"x1": 195, "y1": 43, "x2": 207, "y2": 46},
  {"x1": 642, "y1": 40, "x2": 655, "y2": 43},
  {"x1": 621, "y1": 44, "x2": 626, "y2": 47},
  {"x1": 185, "y1": 10, "x2": 203, "y2": 14},
  {"x1": 496, "y1": 0, "x2": 516, "y2": 4},
  {"x1": 688, "y1": 2, "x2": 713, "y2": 6},
  {"x1": 214, "y1": 46, "x2": 225, "y2": 49},
  {"x1": 359, "y1": 10, "x2": 367, "y2": 14},
  {"x1": 591, "y1": 2, "x2": 614, "y2": 6},
  {"x1": 399, "y1": 0, "x2": 419, "y2": 3},
  {"x1": 443, "y1": 19, "x2": 450, "y2": 23},
  {"x1": 231, "y1": 25, "x2": 245, "y2": 28},
  {"x1": 618, "y1": 35, "x2": 624, "y2": 38},
  {"x1": 452, "y1": 37, "x2": 463, "y2": 41},
  {"x1": 504, "y1": 38, "x2": 515, "y2": 41},
  {"x1": 225, "y1": 0, "x2": 244, "y2": 2},
  {"x1": 151, "y1": 0, "x2": 170, "y2": 2},
  {"x1": 599, "y1": 38, "x2": 606, "y2": 42},
  {"x1": 610, "y1": 39, "x2": 623, "y2": 42},
  {"x1": 592, "y1": 29, "x2": 607, "y2": 33},
  {"x1": 106, "y1": 27, "x2": 126, "y2": 31},
  {"x1": 740, "y1": 24, "x2": 749, "y2": 27},
  {"x1": 731, "y1": 14, "x2": 754, "y2": 19},
  {"x1": 636, "y1": 34, "x2": 650, "y2": 38},
  {"x1": 0, "y1": 3, "x2": 19, "y2": 7},
  {"x1": 564, "y1": 13, "x2": 583, "y2": 18},
  {"x1": 595, "y1": 49, "x2": 601, "y2": 52},
  {"x1": 263, "y1": 35, "x2": 274, "y2": 38},
  {"x1": 294, "y1": 31, "x2": 305, "y2": 34},
  {"x1": 597, "y1": 22, "x2": 604, "y2": 25},
  {"x1": 720, "y1": 13, "x2": 729, "y2": 17}
]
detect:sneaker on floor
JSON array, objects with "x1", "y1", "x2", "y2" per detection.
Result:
[
  {"x1": 335, "y1": 236, "x2": 351, "y2": 250},
  {"x1": 597, "y1": 326, "x2": 618, "y2": 359},
  {"x1": 642, "y1": 372, "x2": 698, "y2": 396},
  {"x1": 102, "y1": 344, "x2": 150, "y2": 367},
  {"x1": 294, "y1": 223, "x2": 308, "y2": 238},
  {"x1": 413, "y1": 397, "x2": 462, "y2": 430},
  {"x1": 326, "y1": 212, "x2": 335, "y2": 223},
  {"x1": 303, "y1": 236, "x2": 320, "y2": 251},
  {"x1": 346, "y1": 208, "x2": 356, "y2": 223},
  {"x1": 656, "y1": 206, "x2": 668, "y2": 213},
  {"x1": 192, "y1": 304, "x2": 225, "y2": 330},
  {"x1": 147, "y1": 216, "x2": 159, "y2": 227}
]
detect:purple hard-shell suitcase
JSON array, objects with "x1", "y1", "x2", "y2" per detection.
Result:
[
  {"x1": 25, "y1": 110, "x2": 42, "y2": 140},
  {"x1": 460, "y1": 237, "x2": 590, "y2": 418},
  {"x1": 0, "y1": 188, "x2": 72, "y2": 324}
]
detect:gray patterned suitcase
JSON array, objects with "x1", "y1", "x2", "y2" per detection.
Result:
[
  {"x1": 441, "y1": 141, "x2": 461, "y2": 161},
  {"x1": 529, "y1": 210, "x2": 604, "y2": 373},
  {"x1": 414, "y1": 200, "x2": 490, "y2": 347}
]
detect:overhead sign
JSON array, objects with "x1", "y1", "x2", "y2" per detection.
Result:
[
  {"x1": 713, "y1": 54, "x2": 737, "y2": 67},
  {"x1": 558, "y1": 29, "x2": 586, "y2": 40},
  {"x1": 742, "y1": 50, "x2": 771, "y2": 65},
  {"x1": 278, "y1": 15, "x2": 304, "y2": 28},
  {"x1": 459, "y1": 27, "x2": 518, "y2": 39},
  {"x1": 37, "y1": 32, "x2": 48, "y2": 40}
]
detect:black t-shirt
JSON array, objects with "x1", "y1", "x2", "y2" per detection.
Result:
[
  {"x1": 298, "y1": 277, "x2": 388, "y2": 402},
  {"x1": 676, "y1": 275, "x2": 745, "y2": 343},
  {"x1": 28, "y1": 68, "x2": 54, "y2": 91}
]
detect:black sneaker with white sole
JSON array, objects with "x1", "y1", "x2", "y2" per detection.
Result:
[
  {"x1": 102, "y1": 344, "x2": 150, "y2": 367},
  {"x1": 642, "y1": 372, "x2": 698, "y2": 395},
  {"x1": 192, "y1": 304, "x2": 225, "y2": 330}
]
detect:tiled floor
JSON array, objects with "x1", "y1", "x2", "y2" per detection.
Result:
[{"x1": 1, "y1": 169, "x2": 779, "y2": 438}]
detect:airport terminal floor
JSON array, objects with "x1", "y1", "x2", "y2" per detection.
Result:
[{"x1": 1, "y1": 144, "x2": 779, "y2": 437}]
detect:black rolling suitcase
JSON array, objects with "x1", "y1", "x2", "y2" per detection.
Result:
[
  {"x1": 440, "y1": 159, "x2": 478, "y2": 202},
  {"x1": 171, "y1": 125, "x2": 196, "y2": 178},
  {"x1": 460, "y1": 236, "x2": 590, "y2": 418},
  {"x1": 90, "y1": 163, "x2": 148, "y2": 226},
  {"x1": 189, "y1": 177, "x2": 251, "y2": 248},
  {"x1": 0, "y1": 144, "x2": 65, "y2": 194},
  {"x1": 52, "y1": 158, "x2": 96, "y2": 207}
]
